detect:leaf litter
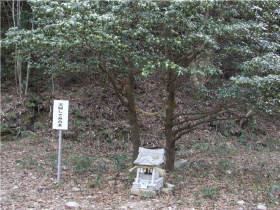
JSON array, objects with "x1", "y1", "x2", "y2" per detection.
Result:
[{"x1": 1, "y1": 74, "x2": 280, "y2": 209}]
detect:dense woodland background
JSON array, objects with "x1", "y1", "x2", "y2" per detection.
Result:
[{"x1": 1, "y1": 1, "x2": 280, "y2": 209}]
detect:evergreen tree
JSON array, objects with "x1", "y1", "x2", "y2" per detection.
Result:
[{"x1": 2, "y1": 0, "x2": 279, "y2": 170}]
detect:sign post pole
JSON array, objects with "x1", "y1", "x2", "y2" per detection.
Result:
[
  {"x1": 57, "y1": 130, "x2": 62, "y2": 183},
  {"x1": 52, "y1": 100, "x2": 69, "y2": 183}
]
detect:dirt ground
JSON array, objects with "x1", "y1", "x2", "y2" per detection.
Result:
[{"x1": 1, "y1": 124, "x2": 280, "y2": 209}]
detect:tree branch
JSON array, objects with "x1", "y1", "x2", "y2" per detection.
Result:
[
  {"x1": 173, "y1": 116, "x2": 249, "y2": 142},
  {"x1": 83, "y1": 32, "x2": 128, "y2": 107}
]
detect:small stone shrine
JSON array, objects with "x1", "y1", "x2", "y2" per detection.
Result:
[{"x1": 130, "y1": 147, "x2": 165, "y2": 191}]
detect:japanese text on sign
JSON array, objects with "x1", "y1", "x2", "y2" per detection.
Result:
[{"x1": 53, "y1": 100, "x2": 69, "y2": 130}]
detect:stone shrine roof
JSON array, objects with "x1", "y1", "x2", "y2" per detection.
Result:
[{"x1": 133, "y1": 147, "x2": 165, "y2": 166}]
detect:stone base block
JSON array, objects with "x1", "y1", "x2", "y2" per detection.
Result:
[{"x1": 131, "y1": 177, "x2": 164, "y2": 191}]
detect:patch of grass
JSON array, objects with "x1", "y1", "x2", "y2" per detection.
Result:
[
  {"x1": 97, "y1": 162, "x2": 108, "y2": 173},
  {"x1": 47, "y1": 153, "x2": 58, "y2": 171},
  {"x1": 218, "y1": 159, "x2": 231, "y2": 172},
  {"x1": 51, "y1": 182, "x2": 63, "y2": 189},
  {"x1": 262, "y1": 183, "x2": 280, "y2": 204},
  {"x1": 15, "y1": 156, "x2": 37, "y2": 168},
  {"x1": 175, "y1": 197, "x2": 188, "y2": 205},
  {"x1": 123, "y1": 173, "x2": 134, "y2": 186},
  {"x1": 189, "y1": 160, "x2": 209, "y2": 171},
  {"x1": 0, "y1": 123, "x2": 9, "y2": 131},
  {"x1": 111, "y1": 152, "x2": 130, "y2": 170},
  {"x1": 193, "y1": 200, "x2": 201, "y2": 207},
  {"x1": 201, "y1": 186, "x2": 218, "y2": 200},
  {"x1": 33, "y1": 122, "x2": 45, "y2": 131},
  {"x1": 71, "y1": 156, "x2": 91, "y2": 173}
]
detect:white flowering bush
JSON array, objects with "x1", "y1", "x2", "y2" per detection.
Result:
[{"x1": 2, "y1": 0, "x2": 279, "y2": 115}]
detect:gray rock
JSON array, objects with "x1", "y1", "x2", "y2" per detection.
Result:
[
  {"x1": 65, "y1": 202, "x2": 79, "y2": 209},
  {"x1": 165, "y1": 183, "x2": 175, "y2": 188},
  {"x1": 188, "y1": 150, "x2": 194, "y2": 154},
  {"x1": 108, "y1": 180, "x2": 116, "y2": 186},
  {"x1": 161, "y1": 187, "x2": 173, "y2": 194},
  {"x1": 257, "y1": 204, "x2": 266, "y2": 210},
  {"x1": 174, "y1": 159, "x2": 188, "y2": 170},
  {"x1": 130, "y1": 188, "x2": 157, "y2": 198},
  {"x1": 226, "y1": 170, "x2": 232, "y2": 174},
  {"x1": 72, "y1": 187, "x2": 80, "y2": 192},
  {"x1": 237, "y1": 200, "x2": 245, "y2": 206}
]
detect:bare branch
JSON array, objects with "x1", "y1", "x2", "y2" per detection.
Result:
[
  {"x1": 83, "y1": 32, "x2": 128, "y2": 107},
  {"x1": 172, "y1": 101, "x2": 243, "y2": 120},
  {"x1": 173, "y1": 116, "x2": 249, "y2": 142}
]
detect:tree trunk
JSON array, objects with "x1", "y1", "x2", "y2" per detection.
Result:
[
  {"x1": 128, "y1": 106, "x2": 141, "y2": 162},
  {"x1": 165, "y1": 70, "x2": 176, "y2": 171},
  {"x1": 16, "y1": 56, "x2": 22, "y2": 95},
  {"x1": 25, "y1": 53, "x2": 31, "y2": 95},
  {"x1": 165, "y1": 136, "x2": 176, "y2": 172},
  {"x1": 95, "y1": 58, "x2": 141, "y2": 164},
  {"x1": 126, "y1": 76, "x2": 141, "y2": 162},
  {"x1": 10, "y1": 0, "x2": 23, "y2": 95}
]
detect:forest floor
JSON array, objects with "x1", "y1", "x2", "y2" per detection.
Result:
[{"x1": 1, "y1": 74, "x2": 280, "y2": 209}]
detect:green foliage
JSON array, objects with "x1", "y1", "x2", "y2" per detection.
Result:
[
  {"x1": 201, "y1": 186, "x2": 218, "y2": 200},
  {"x1": 1, "y1": 0, "x2": 280, "y2": 149},
  {"x1": 231, "y1": 53, "x2": 280, "y2": 114},
  {"x1": 33, "y1": 122, "x2": 45, "y2": 131},
  {"x1": 263, "y1": 183, "x2": 280, "y2": 203},
  {"x1": 71, "y1": 156, "x2": 91, "y2": 173},
  {"x1": 1, "y1": 123, "x2": 9, "y2": 131},
  {"x1": 111, "y1": 152, "x2": 129, "y2": 170},
  {"x1": 72, "y1": 120, "x2": 85, "y2": 127},
  {"x1": 48, "y1": 153, "x2": 58, "y2": 171},
  {"x1": 189, "y1": 160, "x2": 209, "y2": 171},
  {"x1": 218, "y1": 159, "x2": 231, "y2": 172},
  {"x1": 15, "y1": 156, "x2": 37, "y2": 168},
  {"x1": 27, "y1": 133, "x2": 40, "y2": 141}
]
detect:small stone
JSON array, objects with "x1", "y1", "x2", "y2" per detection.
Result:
[
  {"x1": 237, "y1": 200, "x2": 245, "y2": 206},
  {"x1": 188, "y1": 150, "x2": 194, "y2": 154},
  {"x1": 226, "y1": 170, "x2": 232, "y2": 174},
  {"x1": 161, "y1": 187, "x2": 173, "y2": 194},
  {"x1": 108, "y1": 180, "x2": 116, "y2": 186},
  {"x1": 257, "y1": 204, "x2": 266, "y2": 210},
  {"x1": 29, "y1": 190, "x2": 37, "y2": 194},
  {"x1": 86, "y1": 195, "x2": 93, "y2": 200},
  {"x1": 165, "y1": 183, "x2": 175, "y2": 188},
  {"x1": 72, "y1": 187, "x2": 80, "y2": 192},
  {"x1": 174, "y1": 159, "x2": 188, "y2": 170},
  {"x1": 65, "y1": 202, "x2": 79, "y2": 209},
  {"x1": 33, "y1": 202, "x2": 39, "y2": 207}
]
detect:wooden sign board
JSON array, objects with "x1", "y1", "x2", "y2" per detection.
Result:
[{"x1": 52, "y1": 100, "x2": 69, "y2": 130}]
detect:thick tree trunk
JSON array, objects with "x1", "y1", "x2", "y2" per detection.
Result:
[
  {"x1": 165, "y1": 70, "x2": 176, "y2": 171},
  {"x1": 126, "y1": 76, "x2": 141, "y2": 162},
  {"x1": 128, "y1": 106, "x2": 141, "y2": 162},
  {"x1": 95, "y1": 59, "x2": 141, "y2": 163},
  {"x1": 165, "y1": 137, "x2": 176, "y2": 172}
]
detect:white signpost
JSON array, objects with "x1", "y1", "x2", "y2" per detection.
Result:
[{"x1": 52, "y1": 100, "x2": 69, "y2": 183}]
